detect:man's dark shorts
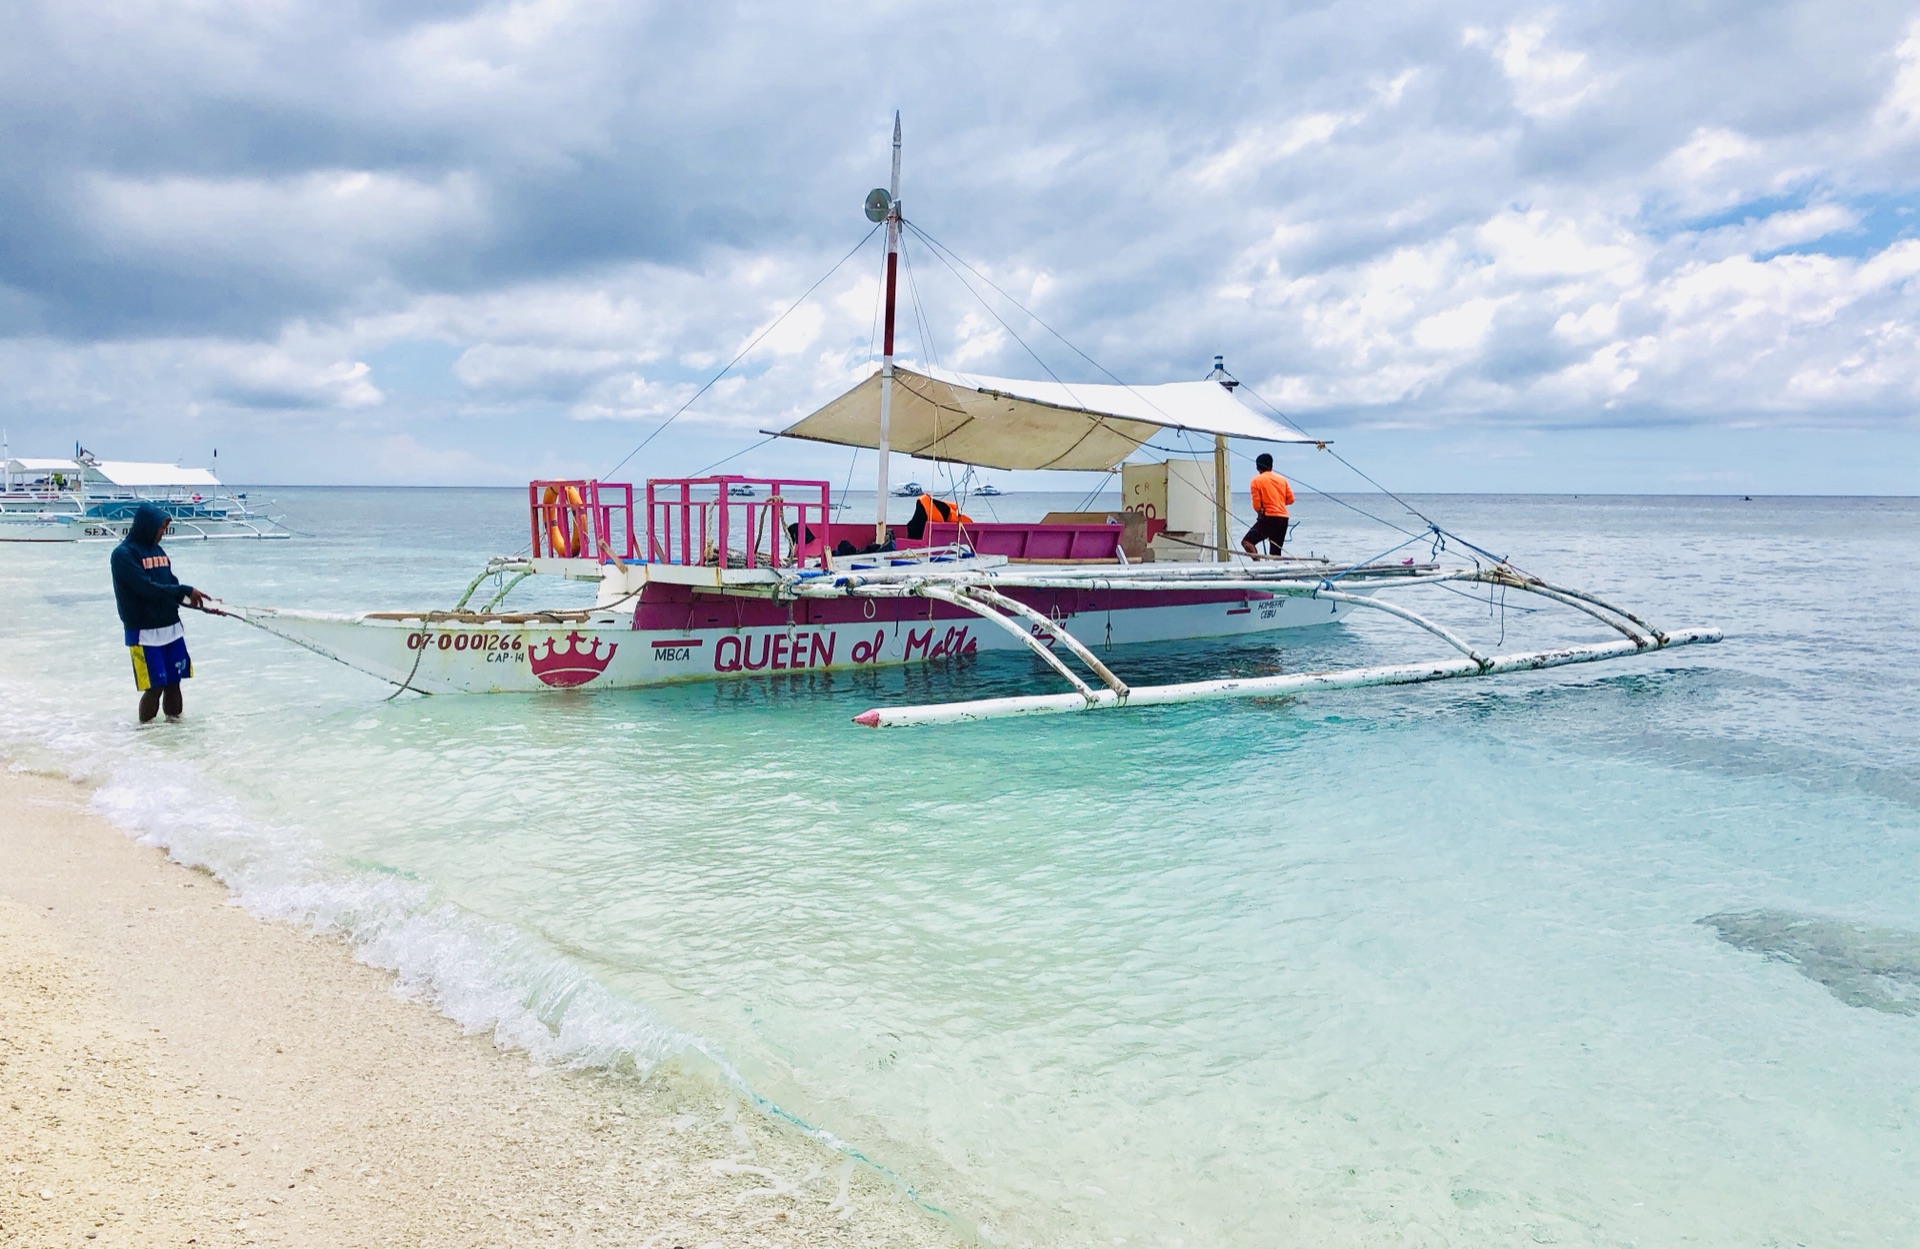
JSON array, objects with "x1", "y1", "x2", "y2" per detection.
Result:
[{"x1": 1243, "y1": 514, "x2": 1289, "y2": 552}]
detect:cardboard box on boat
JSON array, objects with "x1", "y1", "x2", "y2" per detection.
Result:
[
  {"x1": 1123, "y1": 459, "x2": 1216, "y2": 542},
  {"x1": 1123, "y1": 459, "x2": 1219, "y2": 561}
]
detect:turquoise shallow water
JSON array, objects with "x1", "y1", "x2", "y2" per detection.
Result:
[{"x1": 3, "y1": 489, "x2": 1917, "y2": 1245}]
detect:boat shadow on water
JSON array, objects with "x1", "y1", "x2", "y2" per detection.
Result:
[
  {"x1": 581, "y1": 629, "x2": 1360, "y2": 720},
  {"x1": 1702, "y1": 909, "x2": 1920, "y2": 1015}
]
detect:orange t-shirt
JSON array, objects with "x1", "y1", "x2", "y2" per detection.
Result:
[{"x1": 1249, "y1": 470, "x2": 1294, "y2": 517}]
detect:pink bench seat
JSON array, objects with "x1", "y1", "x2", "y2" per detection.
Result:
[{"x1": 802, "y1": 520, "x2": 1137, "y2": 562}]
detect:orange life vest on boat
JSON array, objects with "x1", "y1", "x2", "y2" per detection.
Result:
[{"x1": 916, "y1": 494, "x2": 973, "y2": 525}]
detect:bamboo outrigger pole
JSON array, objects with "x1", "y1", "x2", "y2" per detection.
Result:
[
  {"x1": 852, "y1": 629, "x2": 1724, "y2": 728},
  {"x1": 874, "y1": 113, "x2": 903, "y2": 546}
]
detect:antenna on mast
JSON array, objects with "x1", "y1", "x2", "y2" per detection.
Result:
[{"x1": 867, "y1": 112, "x2": 904, "y2": 544}]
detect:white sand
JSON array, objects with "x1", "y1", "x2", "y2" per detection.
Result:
[{"x1": 0, "y1": 767, "x2": 964, "y2": 1248}]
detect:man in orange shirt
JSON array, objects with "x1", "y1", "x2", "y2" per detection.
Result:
[{"x1": 1241, "y1": 452, "x2": 1295, "y2": 559}]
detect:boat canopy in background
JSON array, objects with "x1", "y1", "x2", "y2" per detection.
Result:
[
  {"x1": 777, "y1": 365, "x2": 1318, "y2": 471},
  {"x1": 86, "y1": 461, "x2": 221, "y2": 488}
]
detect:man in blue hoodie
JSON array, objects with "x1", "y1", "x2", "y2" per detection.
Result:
[{"x1": 111, "y1": 503, "x2": 209, "y2": 722}]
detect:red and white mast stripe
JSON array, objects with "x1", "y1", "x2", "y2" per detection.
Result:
[{"x1": 874, "y1": 112, "x2": 903, "y2": 545}]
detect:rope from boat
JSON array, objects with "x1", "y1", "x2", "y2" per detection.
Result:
[
  {"x1": 195, "y1": 601, "x2": 431, "y2": 699},
  {"x1": 387, "y1": 627, "x2": 429, "y2": 699},
  {"x1": 1316, "y1": 530, "x2": 1438, "y2": 587}
]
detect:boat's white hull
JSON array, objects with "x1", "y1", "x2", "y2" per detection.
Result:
[
  {"x1": 0, "y1": 513, "x2": 109, "y2": 542},
  {"x1": 233, "y1": 594, "x2": 1352, "y2": 694},
  {"x1": 0, "y1": 513, "x2": 289, "y2": 542}
]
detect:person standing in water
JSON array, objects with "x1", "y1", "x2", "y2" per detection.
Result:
[
  {"x1": 1240, "y1": 452, "x2": 1295, "y2": 560},
  {"x1": 111, "y1": 503, "x2": 209, "y2": 722}
]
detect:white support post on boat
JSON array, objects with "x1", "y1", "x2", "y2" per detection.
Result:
[
  {"x1": 956, "y1": 584, "x2": 1130, "y2": 696},
  {"x1": 851, "y1": 628, "x2": 1725, "y2": 728},
  {"x1": 1308, "y1": 587, "x2": 1489, "y2": 665},
  {"x1": 1205, "y1": 355, "x2": 1233, "y2": 562},
  {"x1": 874, "y1": 112, "x2": 903, "y2": 547},
  {"x1": 1213, "y1": 434, "x2": 1230, "y2": 562},
  {"x1": 1499, "y1": 573, "x2": 1667, "y2": 645},
  {"x1": 914, "y1": 584, "x2": 1098, "y2": 701}
]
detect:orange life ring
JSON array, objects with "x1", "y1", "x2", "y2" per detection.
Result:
[
  {"x1": 536, "y1": 484, "x2": 593, "y2": 556},
  {"x1": 563, "y1": 485, "x2": 589, "y2": 556},
  {"x1": 540, "y1": 486, "x2": 571, "y2": 556}
]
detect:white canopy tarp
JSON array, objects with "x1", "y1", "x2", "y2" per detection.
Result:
[
  {"x1": 85, "y1": 461, "x2": 221, "y2": 488},
  {"x1": 5, "y1": 458, "x2": 80, "y2": 473},
  {"x1": 776, "y1": 365, "x2": 1318, "y2": 471}
]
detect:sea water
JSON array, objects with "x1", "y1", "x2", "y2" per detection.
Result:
[{"x1": 2, "y1": 489, "x2": 1917, "y2": 1246}]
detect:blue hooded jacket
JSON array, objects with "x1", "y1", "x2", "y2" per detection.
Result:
[{"x1": 111, "y1": 504, "x2": 196, "y2": 631}]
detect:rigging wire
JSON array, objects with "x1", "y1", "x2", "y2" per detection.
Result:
[
  {"x1": 600, "y1": 222, "x2": 881, "y2": 482},
  {"x1": 1139, "y1": 439, "x2": 1424, "y2": 538},
  {"x1": 898, "y1": 234, "x2": 962, "y2": 507},
  {"x1": 687, "y1": 435, "x2": 777, "y2": 478},
  {"x1": 905, "y1": 217, "x2": 1529, "y2": 571},
  {"x1": 839, "y1": 447, "x2": 862, "y2": 522},
  {"x1": 1220, "y1": 369, "x2": 1516, "y2": 571},
  {"x1": 902, "y1": 221, "x2": 1091, "y2": 411},
  {"x1": 867, "y1": 241, "x2": 886, "y2": 367},
  {"x1": 908, "y1": 219, "x2": 1249, "y2": 529},
  {"x1": 1070, "y1": 470, "x2": 1118, "y2": 513}
]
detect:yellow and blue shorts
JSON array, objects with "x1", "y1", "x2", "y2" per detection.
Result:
[{"x1": 126, "y1": 626, "x2": 192, "y2": 691}]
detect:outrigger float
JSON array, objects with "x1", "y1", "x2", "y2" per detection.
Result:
[{"x1": 213, "y1": 117, "x2": 1720, "y2": 726}]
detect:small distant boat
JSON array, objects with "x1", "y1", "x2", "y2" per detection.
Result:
[
  {"x1": 0, "y1": 450, "x2": 290, "y2": 542},
  {"x1": 974, "y1": 483, "x2": 1003, "y2": 496},
  {"x1": 727, "y1": 483, "x2": 758, "y2": 498},
  {"x1": 891, "y1": 480, "x2": 923, "y2": 497}
]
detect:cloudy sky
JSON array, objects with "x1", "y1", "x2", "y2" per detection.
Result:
[{"x1": 3, "y1": 0, "x2": 1917, "y2": 493}]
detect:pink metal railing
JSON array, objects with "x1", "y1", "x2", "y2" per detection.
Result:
[
  {"x1": 645, "y1": 476, "x2": 833, "y2": 570},
  {"x1": 527, "y1": 480, "x2": 639, "y2": 561}
]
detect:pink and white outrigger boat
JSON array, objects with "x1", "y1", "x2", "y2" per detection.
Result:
[{"x1": 219, "y1": 119, "x2": 1720, "y2": 726}]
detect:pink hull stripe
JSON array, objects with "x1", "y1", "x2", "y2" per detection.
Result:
[{"x1": 631, "y1": 583, "x2": 1271, "y2": 631}]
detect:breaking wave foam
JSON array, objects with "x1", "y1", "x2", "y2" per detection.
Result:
[
  {"x1": 94, "y1": 762, "x2": 701, "y2": 1073},
  {"x1": 7, "y1": 713, "x2": 710, "y2": 1077}
]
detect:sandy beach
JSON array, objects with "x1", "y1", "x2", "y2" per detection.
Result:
[{"x1": 0, "y1": 766, "x2": 961, "y2": 1249}]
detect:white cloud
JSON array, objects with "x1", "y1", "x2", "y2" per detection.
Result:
[
  {"x1": 1192, "y1": 112, "x2": 1359, "y2": 189},
  {"x1": 0, "y1": 0, "x2": 1915, "y2": 486},
  {"x1": 1877, "y1": 19, "x2": 1920, "y2": 135},
  {"x1": 83, "y1": 169, "x2": 486, "y2": 277},
  {"x1": 369, "y1": 433, "x2": 508, "y2": 485},
  {"x1": 1465, "y1": 20, "x2": 1605, "y2": 119},
  {"x1": 452, "y1": 344, "x2": 633, "y2": 393}
]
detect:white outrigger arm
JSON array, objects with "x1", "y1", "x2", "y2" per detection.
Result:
[{"x1": 791, "y1": 563, "x2": 1722, "y2": 729}]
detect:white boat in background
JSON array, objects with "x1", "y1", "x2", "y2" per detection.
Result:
[
  {"x1": 213, "y1": 116, "x2": 1719, "y2": 727},
  {"x1": 974, "y1": 483, "x2": 1003, "y2": 496},
  {"x1": 0, "y1": 451, "x2": 290, "y2": 542},
  {"x1": 890, "y1": 480, "x2": 924, "y2": 497},
  {"x1": 727, "y1": 482, "x2": 758, "y2": 497}
]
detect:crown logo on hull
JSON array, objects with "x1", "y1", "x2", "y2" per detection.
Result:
[{"x1": 528, "y1": 631, "x2": 618, "y2": 687}]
